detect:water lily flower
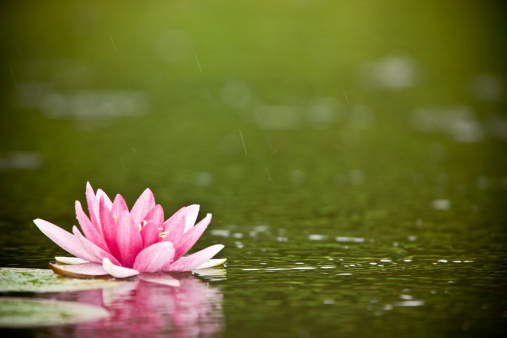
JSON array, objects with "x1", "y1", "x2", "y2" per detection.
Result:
[{"x1": 34, "y1": 182, "x2": 226, "y2": 279}]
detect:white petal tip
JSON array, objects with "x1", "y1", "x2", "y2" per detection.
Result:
[
  {"x1": 55, "y1": 257, "x2": 89, "y2": 265},
  {"x1": 139, "y1": 273, "x2": 181, "y2": 287},
  {"x1": 194, "y1": 258, "x2": 227, "y2": 270},
  {"x1": 103, "y1": 258, "x2": 139, "y2": 279}
]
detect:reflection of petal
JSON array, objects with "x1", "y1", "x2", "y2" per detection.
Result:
[
  {"x1": 101, "y1": 280, "x2": 139, "y2": 308},
  {"x1": 193, "y1": 267, "x2": 227, "y2": 278},
  {"x1": 51, "y1": 273, "x2": 224, "y2": 336},
  {"x1": 138, "y1": 272, "x2": 180, "y2": 286}
]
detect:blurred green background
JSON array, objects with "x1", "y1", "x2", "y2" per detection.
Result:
[{"x1": 1, "y1": 0, "x2": 506, "y2": 336}]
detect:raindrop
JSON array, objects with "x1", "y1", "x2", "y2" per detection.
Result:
[
  {"x1": 0, "y1": 152, "x2": 43, "y2": 171},
  {"x1": 309, "y1": 234, "x2": 327, "y2": 241},
  {"x1": 349, "y1": 170, "x2": 365, "y2": 185},
  {"x1": 221, "y1": 80, "x2": 253, "y2": 108},
  {"x1": 157, "y1": 30, "x2": 193, "y2": 64},
  {"x1": 431, "y1": 199, "x2": 451, "y2": 210},
  {"x1": 289, "y1": 170, "x2": 305, "y2": 185},
  {"x1": 335, "y1": 236, "x2": 365, "y2": 243},
  {"x1": 210, "y1": 229, "x2": 230, "y2": 237},
  {"x1": 220, "y1": 134, "x2": 241, "y2": 154},
  {"x1": 360, "y1": 54, "x2": 418, "y2": 89},
  {"x1": 471, "y1": 73, "x2": 503, "y2": 101},
  {"x1": 394, "y1": 301, "x2": 424, "y2": 307},
  {"x1": 194, "y1": 172, "x2": 213, "y2": 187}
]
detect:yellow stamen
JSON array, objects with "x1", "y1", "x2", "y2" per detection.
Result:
[{"x1": 138, "y1": 220, "x2": 147, "y2": 231}]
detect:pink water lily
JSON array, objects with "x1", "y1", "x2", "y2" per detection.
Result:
[{"x1": 34, "y1": 182, "x2": 226, "y2": 279}]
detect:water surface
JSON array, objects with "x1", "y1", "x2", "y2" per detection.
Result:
[{"x1": 1, "y1": 1, "x2": 506, "y2": 337}]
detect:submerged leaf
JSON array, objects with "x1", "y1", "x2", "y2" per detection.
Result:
[{"x1": 0, "y1": 297, "x2": 109, "y2": 328}]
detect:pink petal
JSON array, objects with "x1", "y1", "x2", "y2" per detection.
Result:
[
  {"x1": 130, "y1": 188, "x2": 155, "y2": 225},
  {"x1": 116, "y1": 210, "x2": 143, "y2": 268},
  {"x1": 144, "y1": 204, "x2": 164, "y2": 226},
  {"x1": 140, "y1": 221, "x2": 160, "y2": 248},
  {"x1": 75, "y1": 201, "x2": 108, "y2": 251},
  {"x1": 162, "y1": 206, "x2": 186, "y2": 243},
  {"x1": 96, "y1": 189, "x2": 113, "y2": 210},
  {"x1": 133, "y1": 242, "x2": 175, "y2": 273},
  {"x1": 103, "y1": 258, "x2": 139, "y2": 278},
  {"x1": 184, "y1": 204, "x2": 200, "y2": 233},
  {"x1": 112, "y1": 194, "x2": 129, "y2": 218},
  {"x1": 50, "y1": 262, "x2": 108, "y2": 278},
  {"x1": 163, "y1": 244, "x2": 224, "y2": 272},
  {"x1": 73, "y1": 226, "x2": 121, "y2": 266},
  {"x1": 140, "y1": 205, "x2": 164, "y2": 248},
  {"x1": 99, "y1": 197, "x2": 121, "y2": 261},
  {"x1": 33, "y1": 219, "x2": 96, "y2": 262},
  {"x1": 138, "y1": 272, "x2": 180, "y2": 287},
  {"x1": 173, "y1": 213, "x2": 212, "y2": 260},
  {"x1": 85, "y1": 182, "x2": 102, "y2": 234}
]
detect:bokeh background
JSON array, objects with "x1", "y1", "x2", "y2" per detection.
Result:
[{"x1": 1, "y1": 1, "x2": 506, "y2": 336}]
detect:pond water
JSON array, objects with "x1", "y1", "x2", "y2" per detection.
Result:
[{"x1": 1, "y1": 1, "x2": 507, "y2": 337}]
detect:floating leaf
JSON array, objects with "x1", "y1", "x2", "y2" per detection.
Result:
[
  {"x1": 0, "y1": 268, "x2": 123, "y2": 293},
  {"x1": 0, "y1": 297, "x2": 109, "y2": 328}
]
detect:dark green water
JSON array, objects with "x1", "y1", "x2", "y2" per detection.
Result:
[{"x1": 1, "y1": 1, "x2": 506, "y2": 336}]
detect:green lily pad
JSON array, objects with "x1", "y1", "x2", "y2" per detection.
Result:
[
  {"x1": 0, "y1": 297, "x2": 109, "y2": 328},
  {"x1": 0, "y1": 268, "x2": 123, "y2": 293}
]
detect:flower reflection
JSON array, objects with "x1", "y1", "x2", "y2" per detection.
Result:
[{"x1": 50, "y1": 273, "x2": 224, "y2": 337}]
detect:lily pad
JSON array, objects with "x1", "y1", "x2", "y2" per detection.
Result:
[
  {"x1": 0, "y1": 268, "x2": 123, "y2": 293},
  {"x1": 0, "y1": 297, "x2": 109, "y2": 328}
]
